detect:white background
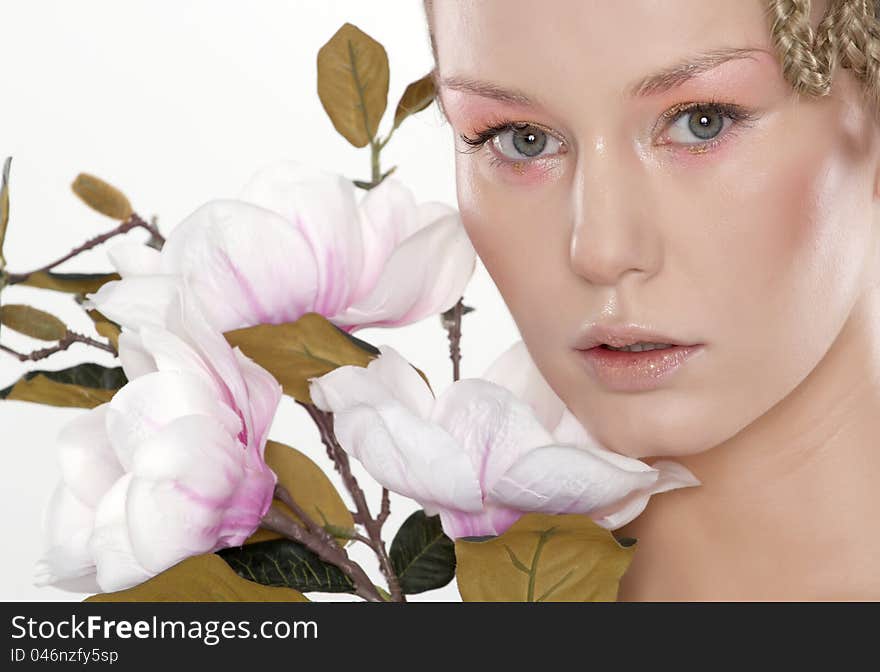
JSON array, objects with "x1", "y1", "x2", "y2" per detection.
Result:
[{"x1": 0, "y1": 0, "x2": 520, "y2": 601}]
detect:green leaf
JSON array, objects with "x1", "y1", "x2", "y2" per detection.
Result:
[
  {"x1": 17, "y1": 271, "x2": 120, "y2": 294},
  {"x1": 0, "y1": 362, "x2": 127, "y2": 408},
  {"x1": 218, "y1": 539, "x2": 356, "y2": 593},
  {"x1": 86, "y1": 554, "x2": 309, "y2": 602},
  {"x1": 390, "y1": 510, "x2": 456, "y2": 594},
  {"x1": 317, "y1": 22, "x2": 390, "y2": 147},
  {"x1": 0, "y1": 304, "x2": 68, "y2": 341},
  {"x1": 392, "y1": 72, "x2": 436, "y2": 130},
  {"x1": 454, "y1": 513, "x2": 637, "y2": 602},
  {"x1": 71, "y1": 173, "x2": 133, "y2": 221}
]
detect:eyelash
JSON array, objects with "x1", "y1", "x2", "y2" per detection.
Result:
[{"x1": 457, "y1": 100, "x2": 758, "y2": 171}]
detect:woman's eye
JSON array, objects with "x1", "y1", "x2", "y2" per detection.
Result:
[
  {"x1": 490, "y1": 123, "x2": 564, "y2": 161},
  {"x1": 662, "y1": 104, "x2": 752, "y2": 148},
  {"x1": 458, "y1": 121, "x2": 565, "y2": 167}
]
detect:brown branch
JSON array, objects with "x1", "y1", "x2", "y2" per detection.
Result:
[
  {"x1": 378, "y1": 487, "x2": 391, "y2": 527},
  {"x1": 0, "y1": 329, "x2": 116, "y2": 362},
  {"x1": 260, "y1": 505, "x2": 383, "y2": 603},
  {"x1": 299, "y1": 400, "x2": 406, "y2": 602},
  {"x1": 5, "y1": 212, "x2": 163, "y2": 285},
  {"x1": 441, "y1": 297, "x2": 465, "y2": 382}
]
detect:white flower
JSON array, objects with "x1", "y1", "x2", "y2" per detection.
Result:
[
  {"x1": 308, "y1": 342, "x2": 699, "y2": 539},
  {"x1": 35, "y1": 283, "x2": 282, "y2": 592},
  {"x1": 88, "y1": 161, "x2": 476, "y2": 334}
]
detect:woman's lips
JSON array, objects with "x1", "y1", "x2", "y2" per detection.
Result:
[{"x1": 575, "y1": 344, "x2": 705, "y2": 392}]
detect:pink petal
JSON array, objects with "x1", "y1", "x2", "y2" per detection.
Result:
[
  {"x1": 348, "y1": 178, "x2": 423, "y2": 305},
  {"x1": 237, "y1": 161, "x2": 364, "y2": 317},
  {"x1": 330, "y1": 214, "x2": 475, "y2": 330},
  {"x1": 430, "y1": 378, "x2": 555, "y2": 494},
  {"x1": 159, "y1": 199, "x2": 319, "y2": 332}
]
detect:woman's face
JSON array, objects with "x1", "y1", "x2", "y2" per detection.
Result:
[{"x1": 433, "y1": 0, "x2": 880, "y2": 458}]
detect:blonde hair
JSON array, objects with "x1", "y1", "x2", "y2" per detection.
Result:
[{"x1": 423, "y1": 0, "x2": 880, "y2": 117}]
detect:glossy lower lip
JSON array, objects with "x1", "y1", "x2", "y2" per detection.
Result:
[{"x1": 575, "y1": 344, "x2": 705, "y2": 392}]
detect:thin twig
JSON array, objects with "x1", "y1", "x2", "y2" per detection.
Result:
[
  {"x1": 5, "y1": 212, "x2": 163, "y2": 285},
  {"x1": 378, "y1": 487, "x2": 391, "y2": 527},
  {"x1": 274, "y1": 483, "x2": 341, "y2": 549},
  {"x1": 260, "y1": 505, "x2": 383, "y2": 603},
  {"x1": 0, "y1": 329, "x2": 116, "y2": 362},
  {"x1": 441, "y1": 297, "x2": 465, "y2": 382},
  {"x1": 299, "y1": 400, "x2": 406, "y2": 602}
]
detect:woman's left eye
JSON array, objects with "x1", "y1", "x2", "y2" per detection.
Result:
[{"x1": 660, "y1": 102, "x2": 757, "y2": 150}]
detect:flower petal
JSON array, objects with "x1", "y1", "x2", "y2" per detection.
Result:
[
  {"x1": 86, "y1": 274, "x2": 179, "y2": 331},
  {"x1": 429, "y1": 378, "x2": 555, "y2": 494},
  {"x1": 330, "y1": 214, "x2": 475, "y2": 330},
  {"x1": 89, "y1": 474, "x2": 153, "y2": 592},
  {"x1": 105, "y1": 370, "x2": 241, "y2": 470},
  {"x1": 159, "y1": 199, "x2": 319, "y2": 332},
  {"x1": 309, "y1": 345, "x2": 434, "y2": 420},
  {"x1": 237, "y1": 161, "x2": 364, "y2": 316},
  {"x1": 331, "y1": 403, "x2": 483, "y2": 513},
  {"x1": 488, "y1": 444, "x2": 659, "y2": 515},
  {"x1": 34, "y1": 484, "x2": 97, "y2": 587},
  {"x1": 107, "y1": 241, "x2": 162, "y2": 276},
  {"x1": 482, "y1": 340, "x2": 567, "y2": 434},
  {"x1": 126, "y1": 415, "x2": 275, "y2": 572},
  {"x1": 589, "y1": 459, "x2": 701, "y2": 530},
  {"x1": 232, "y1": 347, "x2": 282, "y2": 455},
  {"x1": 438, "y1": 503, "x2": 523, "y2": 540},
  {"x1": 348, "y1": 177, "x2": 423, "y2": 305},
  {"x1": 57, "y1": 404, "x2": 124, "y2": 507}
]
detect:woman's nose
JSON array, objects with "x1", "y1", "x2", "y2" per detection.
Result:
[{"x1": 568, "y1": 141, "x2": 662, "y2": 287}]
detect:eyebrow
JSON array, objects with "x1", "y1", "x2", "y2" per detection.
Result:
[{"x1": 437, "y1": 47, "x2": 771, "y2": 107}]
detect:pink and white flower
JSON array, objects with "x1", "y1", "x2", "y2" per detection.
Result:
[
  {"x1": 88, "y1": 161, "x2": 476, "y2": 334},
  {"x1": 35, "y1": 283, "x2": 281, "y2": 592},
  {"x1": 308, "y1": 341, "x2": 699, "y2": 539}
]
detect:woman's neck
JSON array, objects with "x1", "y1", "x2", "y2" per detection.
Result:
[{"x1": 616, "y1": 283, "x2": 880, "y2": 601}]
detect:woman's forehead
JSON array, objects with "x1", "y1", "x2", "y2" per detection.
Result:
[{"x1": 432, "y1": 0, "x2": 776, "y2": 84}]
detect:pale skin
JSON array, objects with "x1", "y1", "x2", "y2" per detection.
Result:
[{"x1": 430, "y1": 0, "x2": 880, "y2": 599}]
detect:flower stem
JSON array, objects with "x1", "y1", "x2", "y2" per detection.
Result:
[
  {"x1": 0, "y1": 329, "x2": 116, "y2": 361},
  {"x1": 299, "y1": 400, "x2": 406, "y2": 602},
  {"x1": 260, "y1": 505, "x2": 383, "y2": 603},
  {"x1": 4, "y1": 213, "x2": 163, "y2": 286}
]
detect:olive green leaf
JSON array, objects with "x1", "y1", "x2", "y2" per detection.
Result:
[
  {"x1": 390, "y1": 510, "x2": 456, "y2": 594},
  {"x1": 85, "y1": 308, "x2": 120, "y2": 352},
  {"x1": 0, "y1": 156, "x2": 11, "y2": 270},
  {"x1": 0, "y1": 304, "x2": 67, "y2": 341},
  {"x1": 317, "y1": 22, "x2": 390, "y2": 147},
  {"x1": 86, "y1": 554, "x2": 310, "y2": 602},
  {"x1": 392, "y1": 72, "x2": 436, "y2": 130},
  {"x1": 245, "y1": 440, "x2": 354, "y2": 547},
  {"x1": 71, "y1": 173, "x2": 133, "y2": 221},
  {"x1": 218, "y1": 539, "x2": 355, "y2": 594},
  {"x1": 454, "y1": 513, "x2": 637, "y2": 602},
  {"x1": 224, "y1": 312, "x2": 378, "y2": 404},
  {"x1": 225, "y1": 313, "x2": 433, "y2": 403},
  {"x1": 17, "y1": 271, "x2": 120, "y2": 294},
  {"x1": 0, "y1": 362, "x2": 127, "y2": 408}
]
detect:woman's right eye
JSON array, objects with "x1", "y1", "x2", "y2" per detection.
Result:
[{"x1": 459, "y1": 121, "x2": 566, "y2": 165}]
